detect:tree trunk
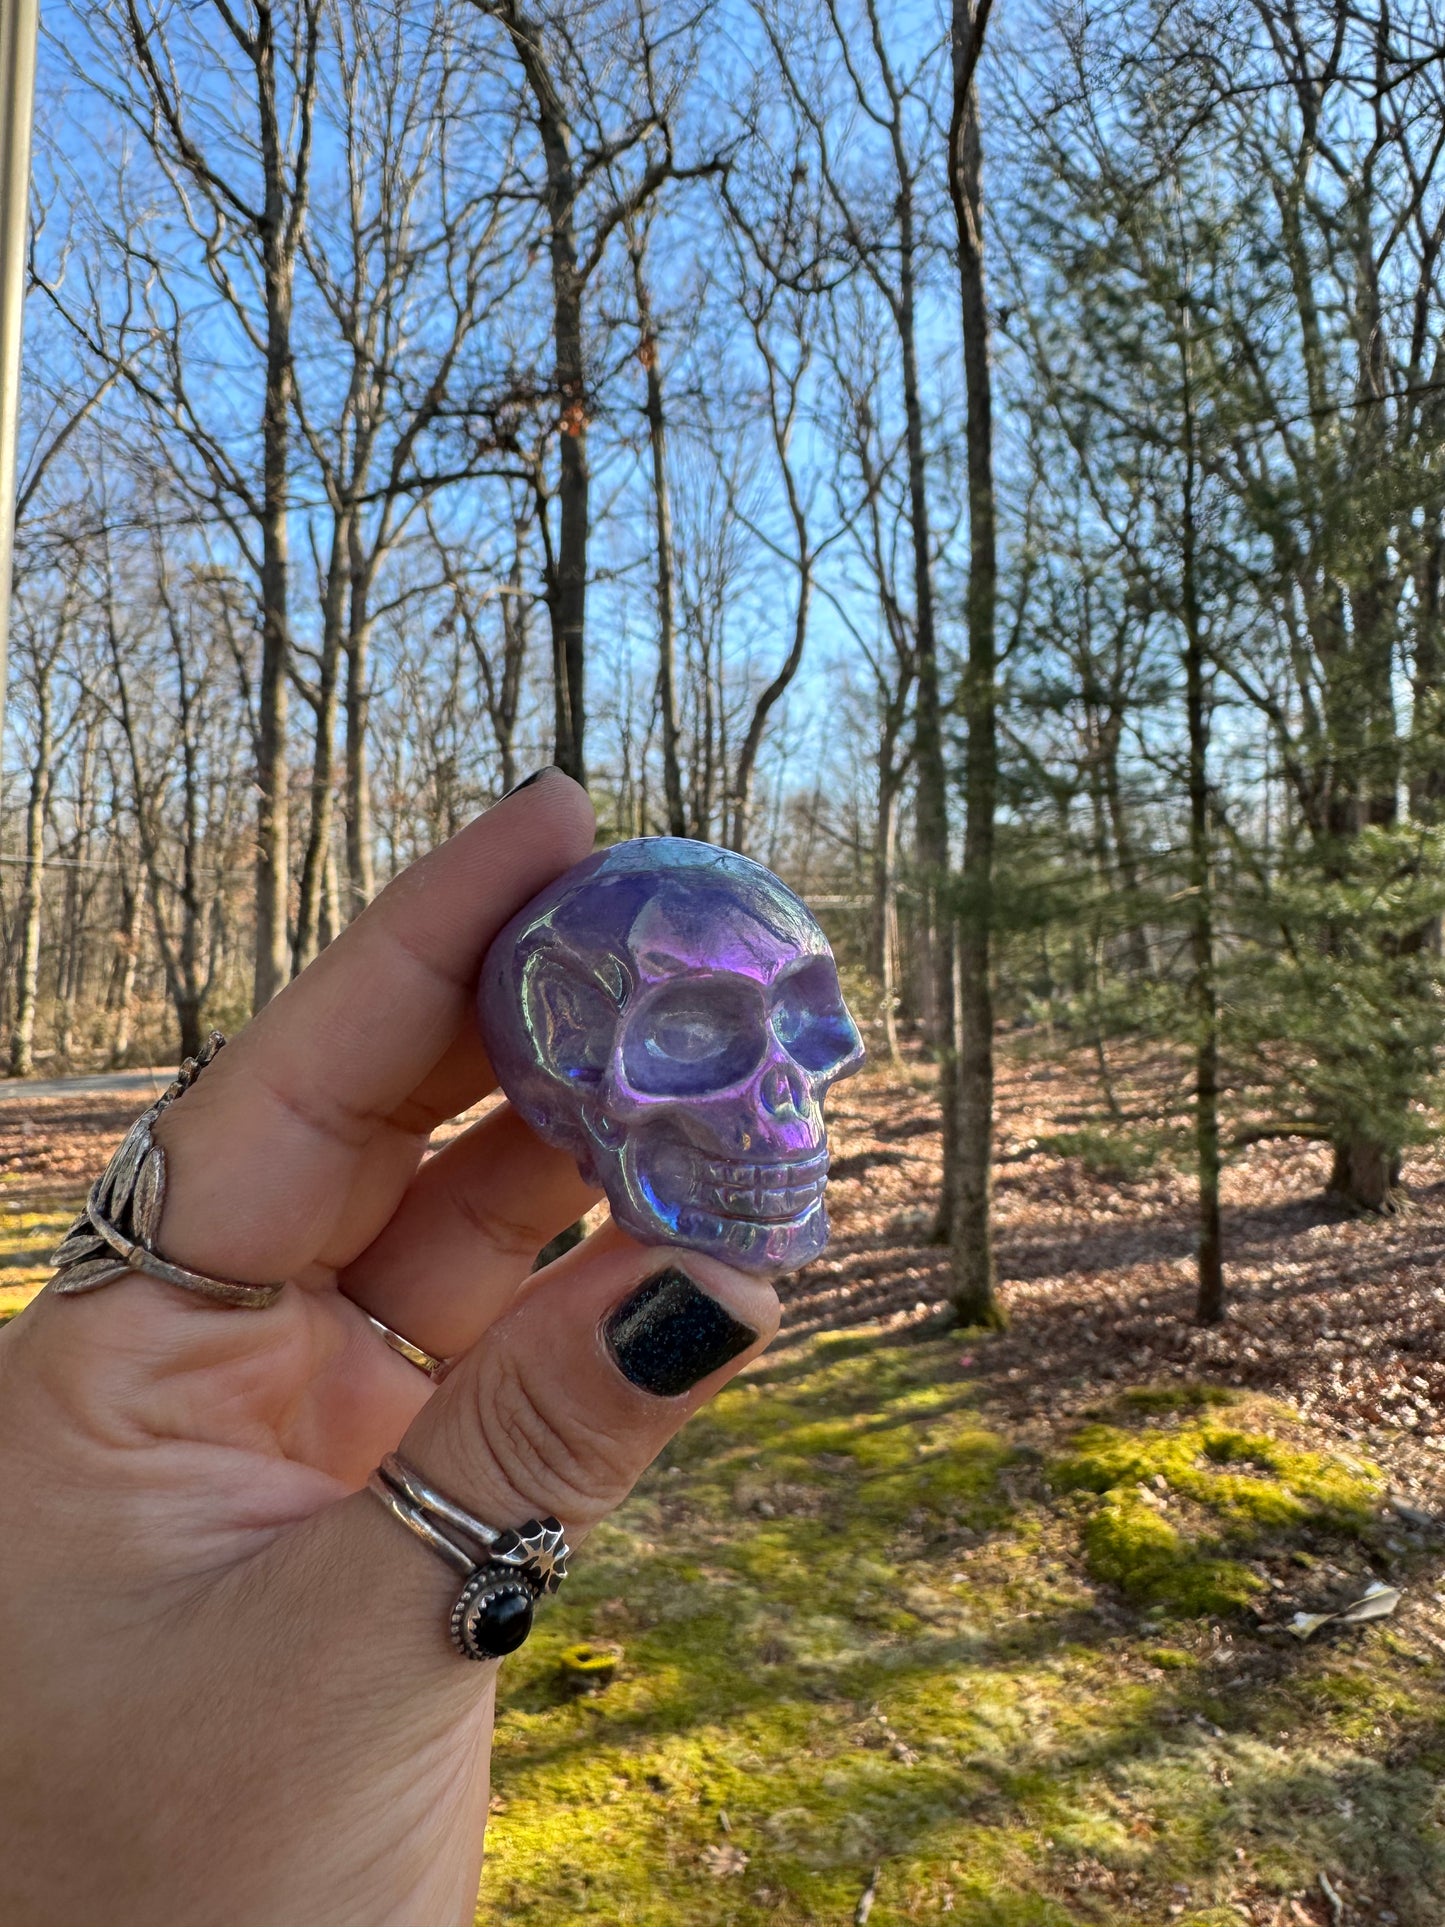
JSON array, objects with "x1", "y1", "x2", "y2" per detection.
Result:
[
  {"x1": 107, "y1": 869, "x2": 140, "y2": 1066},
  {"x1": 1408, "y1": 347, "x2": 1445, "y2": 846},
  {"x1": 107, "y1": 551, "x2": 216, "y2": 1066},
  {"x1": 1101, "y1": 707, "x2": 1153, "y2": 977},
  {"x1": 320, "y1": 839, "x2": 342, "y2": 950},
  {"x1": 471, "y1": 0, "x2": 697, "y2": 790},
  {"x1": 1179, "y1": 307, "x2": 1225, "y2": 1323},
  {"x1": 553, "y1": 323, "x2": 589, "y2": 787},
  {"x1": 509, "y1": 10, "x2": 589, "y2": 787},
  {"x1": 872, "y1": 734, "x2": 904, "y2": 1063},
  {"x1": 631, "y1": 233, "x2": 685, "y2": 837},
  {"x1": 1327, "y1": 1139, "x2": 1399, "y2": 1213},
  {"x1": 495, "y1": 529, "x2": 528, "y2": 795},
  {"x1": 344, "y1": 517, "x2": 376, "y2": 917},
  {"x1": 87, "y1": 2, "x2": 317, "y2": 1011},
  {"x1": 251, "y1": 13, "x2": 301, "y2": 1011},
  {"x1": 295, "y1": 510, "x2": 348, "y2": 970},
  {"x1": 174, "y1": 992, "x2": 205, "y2": 1063},
  {"x1": 8, "y1": 666, "x2": 51, "y2": 1077},
  {"x1": 946, "y1": 0, "x2": 1002, "y2": 1327},
  {"x1": 698, "y1": 619, "x2": 717, "y2": 839},
  {"x1": 887, "y1": 134, "x2": 962, "y2": 1248},
  {"x1": 1408, "y1": 511, "x2": 1445, "y2": 954},
  {"x1": 729, "y1": 570, "x2": 809, "y2": 855},
  {"x1": 726, "y1": 302, "x2": 815, "y2": 855},
  {"x1": 1184, "y1": 592, "x2": 1225, "y2": 1313},
  {"x1": 252, "y1": 546, "x2": 291, "y2": 1010},
  {"x1": 56, "y1": 716, "x2": 95, "y2": 1062}
]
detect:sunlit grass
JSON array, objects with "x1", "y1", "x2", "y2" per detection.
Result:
[
  {"x1": 481, "y1": 1330, "x2": 1445, "y2": 1925},
  {"x1": 0, "y1": 1199, "x2": 71, "y2": 1320}
]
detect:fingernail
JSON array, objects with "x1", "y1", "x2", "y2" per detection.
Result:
[
  {"x1": 500, "y1": 766, "x2": 559, "y2": 800},
  {"x1": 604, "y1": 1266, "x2": 758, "y2": 1397}
]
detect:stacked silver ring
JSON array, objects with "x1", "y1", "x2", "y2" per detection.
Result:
[{"x1": 368, "y1": 1452, "x2": 570, "y2": 1661}]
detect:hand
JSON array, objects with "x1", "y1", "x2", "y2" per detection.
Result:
[{"x1": 0, "y1": 773, "x2": 780, "y2": 1927}]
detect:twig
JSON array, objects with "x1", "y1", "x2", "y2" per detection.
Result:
[{"x1": 855, "y1": 1868, "x2": 881, "y2": 1924}]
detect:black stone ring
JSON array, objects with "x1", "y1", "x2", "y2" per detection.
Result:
[{"x1": 367, "y1": 1452, "x2": 570, "y2": 1661}]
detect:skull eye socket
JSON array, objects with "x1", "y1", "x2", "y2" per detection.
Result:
[
  {"x1": 772, "y1": 959, "x2": 860, "y2": 1073},
  {"x1": 623, "y1": 980, "x2": 766, "y2": 1096}
]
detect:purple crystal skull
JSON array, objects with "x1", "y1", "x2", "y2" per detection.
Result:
[{"x1": 477, "y1": 837, "x2": 865, "y2": 1273}]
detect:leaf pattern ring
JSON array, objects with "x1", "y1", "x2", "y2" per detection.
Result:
[{"x1": 44, "y1": 1033, "x2": 285, "y2": 1312}]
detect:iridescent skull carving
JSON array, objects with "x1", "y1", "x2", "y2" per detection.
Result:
[{"x1": 478, "y1": 837, "x2": 865, "y2": 1273}]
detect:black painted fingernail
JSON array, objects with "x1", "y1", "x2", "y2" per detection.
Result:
[
  {"x1": 501, "y1": 765, "x2": 559, "y2": 799},
  {"x1": 604, "y1": 1266, "x2": 758, "y2": 1397}
]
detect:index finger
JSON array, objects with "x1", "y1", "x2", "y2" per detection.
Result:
[{"x1": 151, "y1": 770, "x2": 594, "y2": 1285}]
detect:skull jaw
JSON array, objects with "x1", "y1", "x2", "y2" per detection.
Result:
[
  {"x1": 613, "y1": 1182, "x2": 830, "y2": 1275},
  {"x1": 606, "y1": 1129, "x2": 832, "y2": 1275}
]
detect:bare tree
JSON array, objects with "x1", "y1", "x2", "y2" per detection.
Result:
[
  {"x1": 759, "y1": 0, "x2": 973, "y2": 1237},
  {"x1": 627, "y1": 213, "x2": 687, "y2": 837},
  {"x1": 428, "y1": 494, "x2": 535, "y2": 797},
  {"x1": 6, "y1": 600, "x2": 66, "y2": 1074},
  {"x1": 463, "y1": 0, "x2": 723, "y2": 786},
  {"x1": 96, "y1": 514, "x2": 250, "y2": 1059},
  {"x1": 717, "y1": 168, "x2": 840, "y2": 854},
  {"x1": 671, "y1": 441, "x2": 752, "y2": 841},
  {"x1": 291, "y1": 0, "x2": 530, "y2": 948},
  {"x1": 822, "y1": 285, "x2": 920, "y2": 1058},
  {"x1": 58, "y1": 0, "x2": 323, "y2": 1011},
  {"x1": 945, "y1": 0, "x2": 1002, "y2": 1324}
]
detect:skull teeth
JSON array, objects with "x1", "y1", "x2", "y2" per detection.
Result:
[
  {"x1": 712, "y1": 1150, "x2": 828, "y2": 1187},
  {"x1": 698, "y1": 1154, "x2": 828, "y2": 1224}
]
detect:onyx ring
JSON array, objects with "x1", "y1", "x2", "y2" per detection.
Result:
[{"x1": 367, "y1": 1451, "x2": 570, "y2": 1660}]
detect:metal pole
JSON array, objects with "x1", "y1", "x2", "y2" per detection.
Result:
[{"x1": 0, "y1": 0, "x2": 40, "y2": 731}]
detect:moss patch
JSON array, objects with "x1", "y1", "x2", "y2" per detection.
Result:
[
  {"x1": 480, "y1": 1338, "x2": 1445, "y2": 1924},
  {"x1": 1033, "y1": 1123, "x2": 1179, "y2": 1181},
  {"x1": 1079, "y1": 1488, "x2": 1261, "y2": 1616},
  {"x1": 1115, "y1": 1384, "x2": 1238, "y2": 1417},
  {"x1": 1051, "y1": 1404, "x2": 1381, "y2": 1617}
]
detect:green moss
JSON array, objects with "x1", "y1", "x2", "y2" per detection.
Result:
[
  {"x1": 1292, "y1": 1664, "x2": 1422, "y2": 1744},
  {"x1": 1051, "y1": 1404, "x2": 1381, "y2": 1616},
  {"x1": 471, "y1": 1328, "x2": 1445, "y2": 1925},
  {"x1": 1118, "y1": 1384, "x2": 1239, "y2": 1416},
  {"x1": 1082, "y1": 1489, "x2": 1260, "y2": 1614},
  {"x1": 556, "y1": 1642, "x2": 621, "y2": 1686},
  {"x1": 1034, "y1": 1122, "x2": 1177, "y2": 1180}
]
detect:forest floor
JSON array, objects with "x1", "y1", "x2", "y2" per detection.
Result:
[{"x1": 4, "y1": 1041, "x2": 1445, "y2": 1922}]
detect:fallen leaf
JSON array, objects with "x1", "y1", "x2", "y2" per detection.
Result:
[
  {"x1": 701, "y1": 1844, "x2": 748, "y2": 1878},
  {"x1": 1336, "y1": 1582, "x2": 1402, "y2": 1624},
  {"x1": 1290, "y1": 1581, "x2": 1401, "y2": 1639}
]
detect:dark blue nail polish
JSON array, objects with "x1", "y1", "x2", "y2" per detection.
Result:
[{"x1": 604, "y1": 1267, "x2": 758, "y2": 1397}]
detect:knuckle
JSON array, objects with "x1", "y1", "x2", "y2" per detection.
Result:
[{"x1": 473, "y1": 1349, "x2": 636, "y2": 1523}]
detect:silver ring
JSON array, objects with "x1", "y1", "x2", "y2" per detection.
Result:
[
  {"x1": 368, "y1": 1451, "x2": 569, "y2": 1660},
  {"x1": 45, "y1": 1033, "x2": 285, "y2": 1311},
  {"x1": 364, "y1": 1313, "x2": 452, "y2": 1381}
]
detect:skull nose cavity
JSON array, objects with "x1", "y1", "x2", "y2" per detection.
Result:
[{"x1": 761, "y1": 1062, "x2": 807, "y2": 1117}]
